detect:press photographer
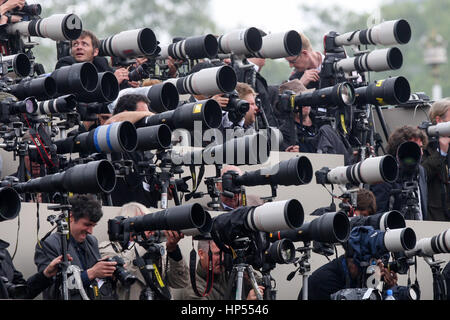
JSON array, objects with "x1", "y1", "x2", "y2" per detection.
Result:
[
  {"x1": 370, "y1": 125, "x2": 428, "y2": 220},
  {"x1": 34, "y1": 194, "x2": 118, "y2": 300},
  {"x1": 302, "y1": 225, "x2": 417, "y2": 300},
  {"x1": 99, "y1": 202, "x2": 189, "y2": 300},
  {"x1": 1, "y1": 240, "x2": 71, "y2": 299},
  {"x1": 55, "y1": 30, "x2": 136, "y2": 89},
  {"x1": 285, "y1": 31, "x2": 323, "y2": 89},
  {"x1": 421, "y1": 97, "x2": 450, "y2": 221}
]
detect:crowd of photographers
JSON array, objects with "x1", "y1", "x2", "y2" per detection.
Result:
[{"x1": 0, "y1": 1, "x2": 450, "y2": 301}]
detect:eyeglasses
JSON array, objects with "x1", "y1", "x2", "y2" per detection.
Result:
[{"x1": 286, "y1": 54, "x2": 300, "y2": 64}]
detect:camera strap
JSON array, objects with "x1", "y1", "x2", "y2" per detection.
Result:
[
  {"x1": 22, "y1": 115, "x2": 57, "y2": 169},
  {"x1": 185, "y1": 165, "x2": 205, "y2": 201},
  {"x1": 189, "y1": 241, "x2": 214, "y2": 297},
  {"x1": 133, "y1": 247, "x2": 171, "y2": 300}
]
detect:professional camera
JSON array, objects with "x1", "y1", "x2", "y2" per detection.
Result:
[
  {"x1": 136, "y1": 124, "x2": 172, "y2": 151},
  {"x1": 350, "y1": 210, "x2": 406, "y2": 231},
  {"x1": 110, "y1": 82, "x2": 179, "y2": 114},
  {"x1": 9, "y1": 76, "x2": 57, "y2": 101},
  {"x1": 7, "y1": 13, "x2": 83, "y2": 41},
  {"x1": 36, "y1": 94, "x2": 77, "y2": 116},
  {"x1": 0, "y1": 96, "x2": 37, "y2": 122},
  {"x1": 346, "y1": 226, "x2": 417, "y2": 268},
  {"x1": 264, "y1": 239, "x2": 296, "y2": 265},
  {"x1": 11, "y1": 160, "x2": 117, "y2": 195},
  {"x1": 0, "y1": 187, "x2": 21, "y2": 222},
  {"x1": 315, "y1": 155, "x2": 398, "y2": 186},
  {"x1": 211, "y1": 199, "x2": 304, "y2": 248},
  {"x1": 221, "y1": 155, "x2": 313, "y2": 196},
  {"x1": 270, "y1": 211, "x2": 350, "y2": 244},
  {"x1": 221, "y1": 90, "x2": 250, "y2": 125},
  {"x1": 354, "y1": 76, "x2": 411, "y2": 107},
  {"x1": 99, "y1": 28, "x2": 158, "y2": 58},
  {"x1": 324, "y1": 19, "x2": 411, "y2": 53},
  {"x1": 0, "y1": 53, "x2": 32, "y2": 78},
  {"x1": 54, "y1": 121, "x2": 137, "y2": 155},
  {"x1": 210, "y1": 199, "x2": 303, "y2": 269},
  {"x1": 10, "y1": 2, "x2": 42, "y2": 17},
  {"x1": 164, "y1": 65, "x2": 237, "y2": 96},
  {"x1": 108, "y1": 203, "x2": 207, "y2": 250},
  {"x1": 50, "y1": 62, "x2": 98, "y2": 97},
  {"x1": 159, "y1": 34, "x2": 218, "y2": 60},
  {"x1": 218, "y1": 28, "x2": 263, "y2": 56},
  {"x1": 251, "y1": 30, "x2": 302, "y2": 59},
  {"x1": 406, "y1": 228, "x2": 450, "y2": 257},
  {"x1": 128, "y1": 62, "x2": 151, "y2": 82},
  {"x1": 291, "y1": 82, "x2": 356, "y2": 108},
  {"x1": 0, "y1": 276, "x2": 27, "y2": 299},
  {"x1": 172, "y1": 131, "x2": 271, "y2": 166},
  {"x1": 137, "y1": 98, "x2": 222, "y2": 131},
  {"x1": 419, "y1": 121, "x2": 450, "y2": 138},
  {"x1": 76, "y1": 71, "x2": 119, "y2": 103},
  {"x1": 105, "y1": 256, "x2": 137, "y2": 287}
]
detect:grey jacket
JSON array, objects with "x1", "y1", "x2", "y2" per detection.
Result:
[{"x1": 99, "y1": 241, "x2": 189, "y2": 300}]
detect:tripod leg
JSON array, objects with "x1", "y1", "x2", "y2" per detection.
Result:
[
  {"x1": 235, "y1": 266, "x2": 245, "y2": 300},
  {"x1": 246, "y1": 265, "x2": 263, "y2": 300},
  {"x1": 225, "y1": 267, "x2": 237, "y2": 300}
]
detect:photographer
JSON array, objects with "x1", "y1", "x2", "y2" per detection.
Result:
[
  {"x1": 180, "y1": 240, "x2": 264, "y2": 300},
  {"x1": 285, "y1": 32, "x2": 324, "y2": 89},
  {"x1": 222, "y1": 82, "x2": 259, "y2": 130},
  {"x1": 34, "y1": 194, "x2": 118, "y2": 300},
  {"x1": 300, "y1": 250, "x2": 397, "y2": 300},
  {"x1": 421, "y1": 98, "x2": 450, "y2": 221},
  {"x1": 231, "y1": 56, "x2": 279, "y2": 128},
  {"x1": 0, "y1": 0, "x2": 24, "y2": 25},
  {"x1": 103, "y1": 93, "x2": 159, "y2": 208},
  {"x1": 105, "y1": 93, "x2": 154, "y2": 125},
  {"x1": 1, "y1": 239, "x2": 70, "y2": 299},
  {"x1": 54, "y1": 30, "x2": 136, "y2": 88},
  {"x1": 276, "y1": 80, "x2": 352, "y2": 163},
  {"x1": 370, "y1": 125, "x2": 428, "y2": 220},
  {"x1": 99, "y1": 202, "x2": 189, "y2": 300}
]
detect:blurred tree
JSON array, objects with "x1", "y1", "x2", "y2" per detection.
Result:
[
  {"x1": 260, "y1": 59, "x2": 292, "y2": 85},
  {"x1": 297, "y1": 0, "x2": 450, "y2": 98},
  {"x1": 28, "y1": 0, "x2": 218, "y2": 72}
]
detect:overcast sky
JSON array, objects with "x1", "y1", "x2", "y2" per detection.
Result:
[{"x1": 210, "y1": 0, "x2": 383, "y2": 33}]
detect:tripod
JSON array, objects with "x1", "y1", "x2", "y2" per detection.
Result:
[
  {"x1": 225, "y1": 238, "x2": 263, "y2": 300},
  {"x1": 133, "y1": 238, "x2": 171, "y2": 300},
  {"x1": 423, "y1": 256, "x2": 448, "y2": 300},
  {"x1": 286, "y1": 241, "x2": 312, "y2": 300}
]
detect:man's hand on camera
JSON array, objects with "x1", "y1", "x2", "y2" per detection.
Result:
[
  {"x1": 87, "y1": 260, "x2": 117, "y2": 280},
  {"x1": 1, "y1": 0, "x2": 25, "y2": 13},
  {"x1": 299, "y1": 69, "x2": 320, "y2": 86},
  {"x1": 165, "y1": 230, "x2": 184, "y2": 252},
  {"x1": 212, "y1": 94, "x2": 229, "y2": 108},
  {"x1": 114, "y1": 67, "x2": 129, "y2": 85}
]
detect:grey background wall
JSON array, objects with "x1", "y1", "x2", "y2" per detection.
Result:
[{"x1": 1, "y1": 151, "x2": 449, "y2": 300}]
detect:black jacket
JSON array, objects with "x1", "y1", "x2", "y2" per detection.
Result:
[
  {"x1": 299, "y1": 255, "x2": 353, "y2": 300},
  {"x1": 421, "y1": 141, "x2": 450, "y2": 221},
  {"x1": 370, "y1": 165, "x2": 428, "y2": 220},
  {"x1": 1, "y1": 240, "x2": 53, "y2": 299},
  {"x1": 288, "y1": 70, "x2": 320, "y2": 89},
  {"x1": 233, "y1": 65, "x2": 279, "y2": 128}
]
